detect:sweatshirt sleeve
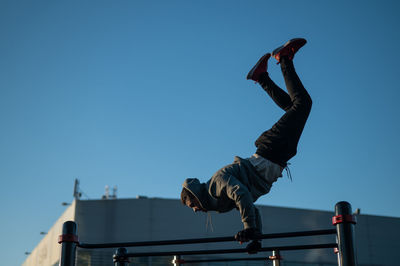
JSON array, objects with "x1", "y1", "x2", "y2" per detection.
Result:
[{"x1": 212, "y1": 174, "x2": 259, "y2": 230}]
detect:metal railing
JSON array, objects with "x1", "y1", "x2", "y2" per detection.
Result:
[{"x1": 58, "y1": 201, "x2": 358, "y2": 266}]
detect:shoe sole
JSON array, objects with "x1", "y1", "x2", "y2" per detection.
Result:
[{"x1": 246, "y1": 53, "x2": 271, "y2": 80}]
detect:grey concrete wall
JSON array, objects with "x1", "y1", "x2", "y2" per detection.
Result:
[{"x1": 355, "y1": 214, "x2": 400, "y2": 266}]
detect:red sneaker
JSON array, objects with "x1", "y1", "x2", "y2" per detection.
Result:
[
  {"x1": 246, "y1": 53, "x2": 271, "y2": 82},
  {"x1": 272, "y1": 38, "x2": 307, "y2": 63}
]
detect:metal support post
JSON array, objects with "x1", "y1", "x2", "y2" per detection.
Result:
[
  {"x1": 58, "y1": 221, "x2": 78, "y2": 266},
  {"x1": 172, "y1": 255, "x2": 183, "y2": 266},
  {"x1": 269, "y1": 250, "x2": 282, "y2": 266},
  {"x1": 333, "y1": 201, "x2": 357, "y2": 266},
  {"x1": 113, "y1": 248, "x2": 129, "y2": 266}
]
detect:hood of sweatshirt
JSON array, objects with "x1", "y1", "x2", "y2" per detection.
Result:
[
  {"x1": 182, "y1": 178, "x2": 214, "y2": 210},
  {"x1": 182, "y1": 178, "x2": 207, "y2": 208}
]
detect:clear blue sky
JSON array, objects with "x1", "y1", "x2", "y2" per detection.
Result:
[{"x1": 1, "y1": 1, "x2": 399, "y2": 265}]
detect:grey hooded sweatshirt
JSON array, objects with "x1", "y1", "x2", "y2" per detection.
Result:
[{"x1": 182, "y1": 156, "x2": 276, "y2": 232}]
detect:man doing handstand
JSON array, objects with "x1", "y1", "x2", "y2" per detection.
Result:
[{"x1": 181, "y1": 38, "x2": 312, "y2": 249}]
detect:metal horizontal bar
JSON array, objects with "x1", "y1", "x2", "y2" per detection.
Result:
[
  {"x1": 78, "y1": 229, "x2": 336, "y2": 249},
  {"x1": 180, "y1": 257, "x2": 270, "y2": 263},
  {"x1": 124, "y1": 243, "x2": 338, "y2": 257}
]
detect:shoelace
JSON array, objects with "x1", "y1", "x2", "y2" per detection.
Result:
[
  {"x1": 285, "y1": 163, "x2": 293, "y2": 182},
  {"x1": 206, "y1": 212, "x2": 214, "y2": 232}
]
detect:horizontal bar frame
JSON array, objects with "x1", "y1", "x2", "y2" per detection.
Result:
[
  {"x1": 124, "y1": 243, "x2": 338, "y2": 257},
  {"x1": 179, "y1": 257, "x2": 271, "y2": 263},
  {"x1": 78, "y1": 229, "x2": 336, "y2": 249}
]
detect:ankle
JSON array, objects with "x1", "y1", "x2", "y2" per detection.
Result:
[
  {"x1": 280, "y1": 56, "x2": 291, "y2": 64},
  {"x1": 257, "y1": 72, "x2": 270, "y2": 86},
  {"x1": 280, "y1": 56, "x2": 294, "y2": 69}
]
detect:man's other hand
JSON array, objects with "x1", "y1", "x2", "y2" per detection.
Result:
[
  {"x1": 234, "y1": 228, "x2": 261, "y2": 243},
  {"x1": 246, "y1": 240, "x2": 261, "y2": 254}
]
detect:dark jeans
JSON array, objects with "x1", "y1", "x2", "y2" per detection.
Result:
[{"x1": 255, "y1": 58, "x2": 312, "y2": 167}]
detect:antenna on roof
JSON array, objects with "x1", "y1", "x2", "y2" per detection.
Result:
[
  {"x1": 73, "y1": 179, "x2": 82, "y2": 200},
  {"x1": 102, "y1": 185, "x2": 118, "y2": 199},
  {"x1": 112, "y1": 185, "x2": 117, "y2": 199},
  {"x1": 104, "y1": 185, "x2": 110, "y2": 199}
]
